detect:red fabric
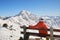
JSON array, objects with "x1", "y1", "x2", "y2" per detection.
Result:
[{"x1": 29, "y1": 21, "x2": 48, "y2": 35}]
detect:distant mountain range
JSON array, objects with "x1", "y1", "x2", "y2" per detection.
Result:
[
  {"x1": 0, "y1": 10, "x2": 60, "y2": 29},
  {"x1": 0, "y1": 10, "x2": 60, "y2": 40}
]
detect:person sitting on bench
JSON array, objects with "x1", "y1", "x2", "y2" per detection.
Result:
[{"x1": 25, "y1": 18, "x2": 49, "y2": 40}]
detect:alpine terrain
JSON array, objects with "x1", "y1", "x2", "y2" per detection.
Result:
[{"x1": 0, "y1": 10, "x2": 60, "y2": 40}]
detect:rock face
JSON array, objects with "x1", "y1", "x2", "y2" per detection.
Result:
[{"x1": 0, "y1": 10, "x2": 60, "y2": 40}]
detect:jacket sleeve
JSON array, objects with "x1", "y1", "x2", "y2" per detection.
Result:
[
  {"x1": 43, "y1": 23, "x2": 48, "y2": 29},
  {"x1": 29, "y1": 25, "x2": 39, "y2": 29},
  {"x1": 29, "y1": 22, "x2": 40, "y2": 29}
]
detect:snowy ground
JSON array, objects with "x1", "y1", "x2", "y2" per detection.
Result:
[{"x1": 0, "y1": 10, "x2": 60, "y2": 40}]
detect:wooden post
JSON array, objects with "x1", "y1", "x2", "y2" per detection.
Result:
[
  {"x1": 46, "y1": 36, "x2": 49, "y2": 40},
  {"x1": 23, "y1": 25, "x2": 27, "y2": 40},
  {"x1": 50, "y1": 27, "x2": 54, "y2": 40}
]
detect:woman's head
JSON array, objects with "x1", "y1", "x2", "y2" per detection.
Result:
[{"x1": 39, "y1": 18, "x2": 44, "y2": 22}]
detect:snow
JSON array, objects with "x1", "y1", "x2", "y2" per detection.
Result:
[{"x1": 0, "y1": 10, "x2": 60, "y2": 40}]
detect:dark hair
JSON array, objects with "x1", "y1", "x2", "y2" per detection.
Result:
[{"x1": 39, "y1": 18, "x2": 44, "y2": 20}]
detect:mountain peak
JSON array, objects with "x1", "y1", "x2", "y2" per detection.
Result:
[
  {"x1": 21, "y1": 10, "x2": 28, "y2": 13},
  {"x1": 17, "y1": 10, "x2": 31, "y2": 16},
  {"x1": 21, "y1": 10, "x2": 31, "y2": 13}
]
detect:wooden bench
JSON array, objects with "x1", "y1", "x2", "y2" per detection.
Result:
[{"x1": 21, "y1": 25, "x2": 60, "y2": 40}]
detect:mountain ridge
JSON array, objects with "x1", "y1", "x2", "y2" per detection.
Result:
[
  {"x1": 0, "y1": 10, "x2": 60, "y2": 40},
  {"x1": 0, "y1": 10, "x2": 60, "y2": 28}
]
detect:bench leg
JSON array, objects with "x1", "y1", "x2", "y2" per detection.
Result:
[
  {"x1": 46, "y1": 36, "x2": 49, "y2": 40},
  {"x1": 24, "y1": 33, "x2": 30, "y2": 40}
]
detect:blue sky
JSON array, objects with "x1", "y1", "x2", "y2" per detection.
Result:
[{"x1": 0, "y1": 0, "x2": 60, "y2": 17}]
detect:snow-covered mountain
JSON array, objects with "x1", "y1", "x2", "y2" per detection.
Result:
[
  {"x1": 0, "y1": 10, "x2": 39, "y2": 40},
  {"x1": 0, "y1": 10, "x2": 60, "y2": 40},
  {"x1": 0, "y1": 16, "x2": 3, "y2": 19},
  {"x1": 1, "y1": 10, "x2": 40, "y2": 27},
  {"x1": 1, "y1": 10, "x2": 60, "y2": 28},
  {"x1": 42, "y1": 16, "x2": 60, "y2": 29}
]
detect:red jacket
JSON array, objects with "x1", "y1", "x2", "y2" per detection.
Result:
[{"x1": 29, "y1": 21, "x2": 48, "y2": 35}]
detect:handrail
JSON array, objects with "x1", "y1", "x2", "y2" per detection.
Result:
[
  {"x1": 21, "y1": 32, "x2": 60, "y2": 38},
  {"x1": 21, "y1": 27, "x2": 60, "y2": 32}
]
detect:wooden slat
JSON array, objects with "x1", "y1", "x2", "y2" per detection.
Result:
[
  {"x1": 21, "y1": 27, "x2": 60, "y2": 32},
  {"x1": 21, "y1": 32, "x2": 60, "y2": 38}
]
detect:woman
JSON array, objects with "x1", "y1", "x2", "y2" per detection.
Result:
[
  {"x1": 29, "y1": 18, "x2": 49, "y2": 40},
  {"x1": 24, "y1": 18, "x2": 49, "y2": 40}
]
